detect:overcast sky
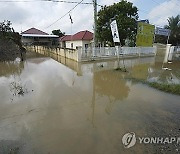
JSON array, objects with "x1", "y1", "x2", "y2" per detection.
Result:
[{"x1": 0, "y1": 0, "x2": 179, "y2": 34}]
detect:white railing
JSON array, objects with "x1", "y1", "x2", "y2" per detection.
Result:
[
  {"x1": 174, "y1": 46, "x2": 180, "y2": 53},
  {"x1": 171, "y1": 46, "x2": 180, "y2": 60},
  {"x1": 81, "y1": 46, "x2": 156, "y2": 59}
]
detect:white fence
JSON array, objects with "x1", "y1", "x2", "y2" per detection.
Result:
[
  {"x1": 26, "y1": 45, "x2": 157, "y2": 62},
  {"x1": 80, "y1": 46, "x2": 156, "y2": 61},
  {"x1": 172, "y1": 46, "x2": 180, "y2": 60},
  {"x1": 173, "y1": 46, "x2": 180, "y2": 53}
]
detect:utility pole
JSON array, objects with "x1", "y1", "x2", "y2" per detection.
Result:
[{"x1": 93, "y1": 0, "x2": 97, "y2": 47}]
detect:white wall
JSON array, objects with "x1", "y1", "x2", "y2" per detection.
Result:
[
  {"x1": 66, "y1": 40, "x2": 83, "y2": 49},
  {"x1": 82, "y1": 40, "x2": 92, "y2": 49},
  {"x1": 65, "y1": 40, "x2": 92, "y2": 49}
]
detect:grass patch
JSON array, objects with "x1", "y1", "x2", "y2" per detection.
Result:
[
  {"x1": 148, "y1": 82, "x2": 180, "y2": 95},
  {"x1": 127, "y1": 77, "x2": 180, "y2": 95}
]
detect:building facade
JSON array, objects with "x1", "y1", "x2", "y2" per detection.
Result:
[
  {"x1": 60, "y1": 30, "x2": 93, "y2": 49},
  {"x1": 21, "y1": 28, "x2": 59, "y2": 46}
]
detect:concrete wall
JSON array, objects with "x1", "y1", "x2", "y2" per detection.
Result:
[{"x1": 26, "y1": 46, "x2": 81, "y2": 62}]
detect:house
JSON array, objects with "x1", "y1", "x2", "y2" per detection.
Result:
[
  {"x1": 59, "y1": 30, "x2": 93, "y2": 49},
  {"x1": 21, "y1": 28, "x2": 59, "y2": 46}
]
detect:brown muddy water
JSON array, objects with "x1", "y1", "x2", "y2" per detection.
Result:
[{"x1": 0, "y1": 51, "x2": 180, "y2": 154}]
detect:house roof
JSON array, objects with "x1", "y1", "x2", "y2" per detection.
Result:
[
  {"x1": 59, "y1": 35, "x2": 72, "y2": 41},
  {"x1": 21, "y1": 28, "x2": 49, "y2": 35},
  {"x1": 60, "y1": 30, "x2": 93, "y2": 41}
]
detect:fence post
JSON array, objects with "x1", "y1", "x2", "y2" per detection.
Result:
[
  {"x1": 77, "y1": 47, "x2": 82, "y2": 62},
  {"x1": 138, "y1": 47, "x2": 141, "y2": 57},
  {"x1": 168, "y1": 46, "x2": 174, "y2": 61},
  {"x1": 164, "y1": 44, "x2": 172, "y2": 63}
]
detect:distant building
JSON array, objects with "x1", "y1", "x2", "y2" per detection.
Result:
[
  {"x1": 59, "y1": 30, "x2": 93, "y2": 49},
  {"x1": 21, "y1": 28, "x2": 59, "y2": 46},
  {"x1": 138, "y1": 19, "x2": 149, "y2": 24}
]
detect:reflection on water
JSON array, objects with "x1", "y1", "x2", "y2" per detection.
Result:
[
  {"x1": 0, "y1": 58, "x2": 24, "y2": 77},
  {"x1": 147, "y1": 61, "x2": 180, "y2": 84},
  {"x1": 0, "y1": 51, "x2": 180, "y2": 154},
  {"x1": 94, "y1": 70, "x2": 130, "y2": 115}
]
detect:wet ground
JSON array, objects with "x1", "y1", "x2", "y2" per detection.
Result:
[{"x1": 0, "y1": 51, "x2": 180, "y2": 154}]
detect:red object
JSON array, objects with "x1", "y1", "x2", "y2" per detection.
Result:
[
  {"x1": 59, "y1": 35, "x2": 72, "y2": 41},
  {"x1": 21, "y1": 28, "x2": 49, "y2": 35},
  {"x1": 60, "y1": 30, "x2": 93, "y2": 41}
]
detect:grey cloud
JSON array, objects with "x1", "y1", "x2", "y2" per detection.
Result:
[{"x1": 0, "y1": 2, "x2": 30, "y2": 23}]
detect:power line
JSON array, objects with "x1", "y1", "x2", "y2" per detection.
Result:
[
  {"x1": 0, "y1": 0, "x2": 92, "y2": 5},
  {"x1": 139, "y1": 8, "x2": 166, "y2": 21},
  {"x1": 150, "y1": 0, "x2": 179, "y2": 15},
  {"x1": 45, "y1": 0, "x2": 84, "y2": 29},
  {"x1": 138, "y1": 9, "x2": 167, "y2": 27},
  {"x1": 0, "y1": 0, "x2": 103, "y2": 6}
]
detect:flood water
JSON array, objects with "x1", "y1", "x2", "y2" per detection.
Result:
[{"x1": 0, "y1": 51, "x2": 180, "y2": 154}]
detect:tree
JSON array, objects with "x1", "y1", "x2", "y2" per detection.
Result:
[
  {"x1": 165, "y1": 15, "x2": 180, "y2": 45},
  {"x1": 96, "y1": 0, "x2": 138, "y2": 46},
  {"x1": 0, "y1": 20, "x2": 25, "y2": 61},
  {"x1": 0, "y1": 20, "x2": 14, "y2": 39},
  {"x1": 52, "y1": 29, "x2": 65, "y2": 37}
]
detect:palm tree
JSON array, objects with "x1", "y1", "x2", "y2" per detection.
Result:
[{"x1": 165, "y1": 15, "x2": 180, "y2": 45}]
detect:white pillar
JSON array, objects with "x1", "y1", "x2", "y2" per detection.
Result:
[
  {"x1": 164, "y1": 44, "x2": 171, "y2": 63},
  {"x1": 77, "y1": 47, "x2": 82, "y2": 62},
  {"x1": 168, "y1": 46, "x2": 174, "y2": 61}
]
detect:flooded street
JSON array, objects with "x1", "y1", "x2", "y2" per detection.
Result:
[{"x1": 0, "y1": 52, "x2": 180, "y2": 154}]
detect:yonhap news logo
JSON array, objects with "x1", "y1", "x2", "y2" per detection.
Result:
[
  {"x1": 122, "y1": 132, "x2": 136, "y2": 148},
  {"x1": 122, "y1": 132, "x2": 180, "y2": 149}
]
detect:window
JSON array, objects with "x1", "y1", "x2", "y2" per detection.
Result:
[
  {"x1": 71, "y1": 43, "x2": 73, "y2": 49},
  {"x1": 85, "y1": 44, "x2": 89, "y2": 49}
]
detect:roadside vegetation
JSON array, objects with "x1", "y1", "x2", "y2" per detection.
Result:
[
  {"x1": 96, "y1": 0, "x2": 138, "y2": 47},
  {"x1": 52, "y1": 29, "x2": 65, "y2": 37},
  {"x1": 155, "y1": 14, "x2": 180, "y2": 45},
  {"x1": 128, "y1": 77, "x2": 180, "y2": 95},
  {"x1": 0, "y1": 20, "x2": 25, "y2": 61}
]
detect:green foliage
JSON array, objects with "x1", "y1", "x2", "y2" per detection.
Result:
[
  {"x1": 52, "y1": 29, "x2": 65, "y2": 37},
  {"x1": 148, "y1": 82, "x2": 180, "y2": 95},
  {"x1": 0, "y1": 20, "x2": 22, "y2": 47},
  {"x1": 0, "y1": 20, "x2": 25, "y2": 61},
  {"x1": 127, "y1": 77, "x2": 180, "y2": 95},
  {"x1": 154, "y1": 35, "x2": 167, "y2": 44},
  {"x1": 0, "y1": 20, "x2": 14, "y2": 33},
  {"x1": 96, "y1": 0, "x2": 138, "y2": 46},
  {"x1": 165, "y1": 15, "x2": 180, "y2": 45},
  {"x1": 0, "y1": 20, "x2": 14, "y2": 39}
]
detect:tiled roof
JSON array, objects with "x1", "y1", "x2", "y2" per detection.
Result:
[
  {"x1": 21, "y1": 28, "x2": 49, "y2": 35},
  {"x1": 59, "y1": 35, "x2": 72, "y2": 41},
  {"x1": 60, "y1": 30, "x2": 93, "y2": 41}
]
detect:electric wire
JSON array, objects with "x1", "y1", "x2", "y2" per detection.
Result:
[
  {"x1": 45, "y1": 0, "x2": 84, "y2": 29},
  {"x1": 0, "y1": 0, "x2": 92, "y2": 5},
  {"x1": 150, "y1": 0, "x2": 179, "y2": 15}
]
